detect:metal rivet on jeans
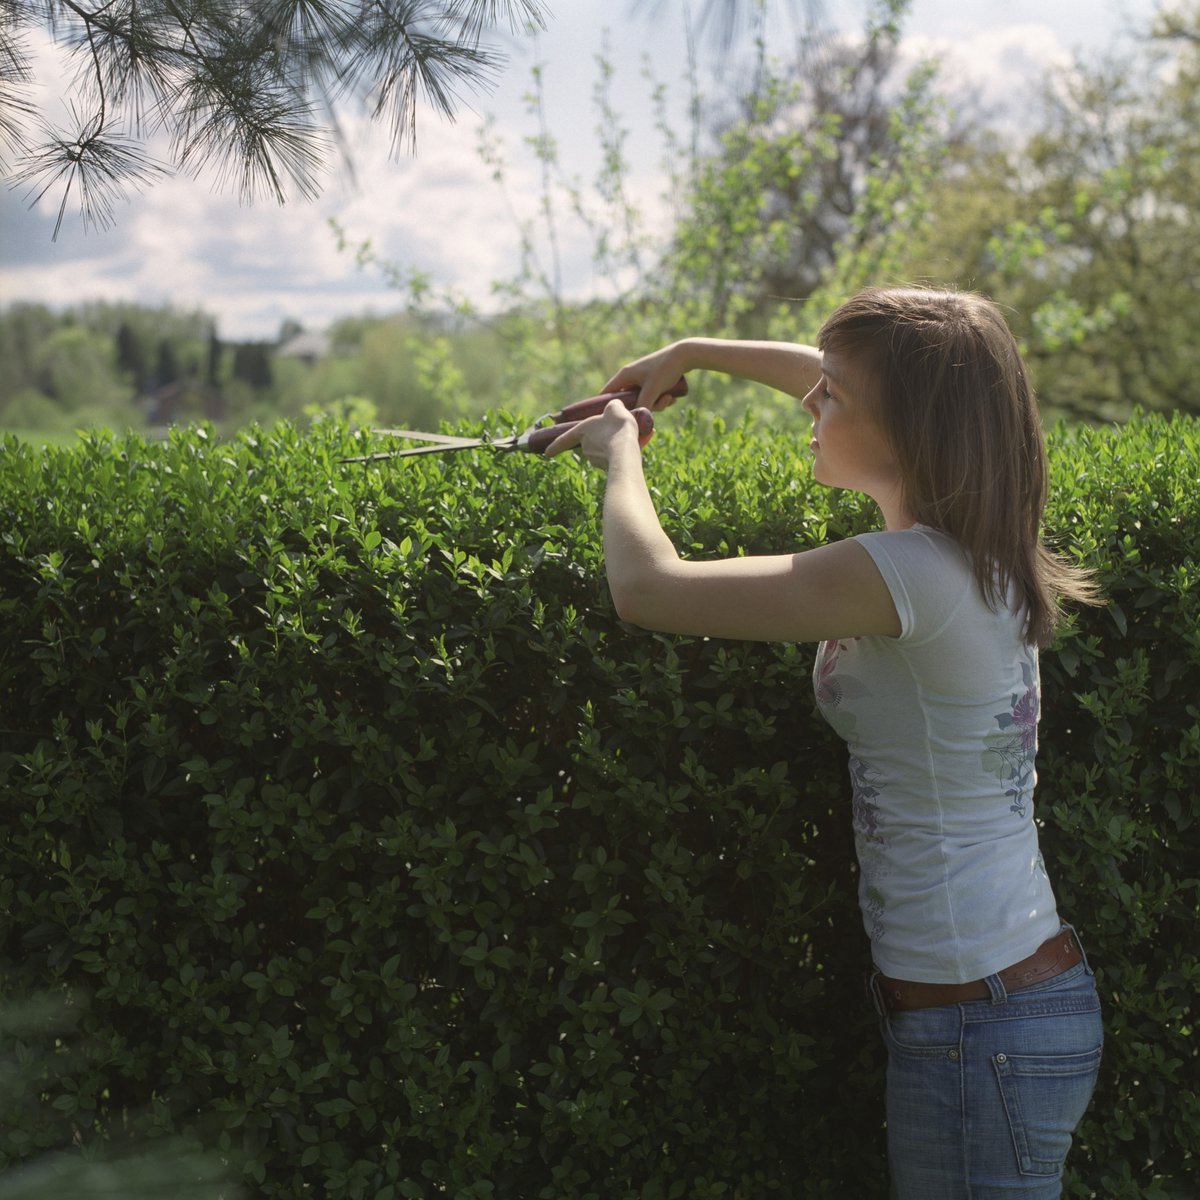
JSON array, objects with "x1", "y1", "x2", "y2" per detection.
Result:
[
  {"x1": 996, "y1": 1053, "x2": 1008, "y2": 1064},
  {"x1": 947, "y1": 1049, "x2": 959, "y2": 1061}
]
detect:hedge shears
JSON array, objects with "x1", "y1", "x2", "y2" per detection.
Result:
[{"x1": 339, "y1": 377, "x2": 687, "y2": 463}]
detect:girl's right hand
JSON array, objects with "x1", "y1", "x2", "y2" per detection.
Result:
[{"x1": 602, "y1": 341, "x2": 691, "y2": 412}]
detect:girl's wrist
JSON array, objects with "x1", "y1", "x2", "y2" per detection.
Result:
[
  {"x1": 671, "y1": 338, "x2": 700, "y2": 374},
  {"x1": 605, "y1": 425, "x2": 645, "y2": 470}
]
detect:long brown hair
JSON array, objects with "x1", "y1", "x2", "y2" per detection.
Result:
[{"x1": 818, "y1": 286, "x2": 1101, "y2": 646}]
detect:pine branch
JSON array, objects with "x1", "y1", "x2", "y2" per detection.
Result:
[
  {"x1": 445, "y1": 0, "x2": 549, "y2": 40},
  {"x1": 0, "y1": 12, "x2": 36, "y2": 168},
  {"x1": 11, "y1": 105, "x2": 169, "y2": 237},
  {"x1": 170, "y1": 9, "x2": 329, "y2": 203},
  {"x1": 359, "y1": 5, "x2": 498, "y2": 156},
  {"x1": 75, "y1": 0, "x2": 188, "y2": 133}
]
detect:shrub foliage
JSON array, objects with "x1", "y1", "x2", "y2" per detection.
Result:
[{"x1": 1, "y1": 410, "x2": 1197, "y2": 1198}]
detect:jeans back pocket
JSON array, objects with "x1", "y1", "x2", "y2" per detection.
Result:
[{"x1": 992, "y1": 1045, "x2": 1103, "y2": 1176}]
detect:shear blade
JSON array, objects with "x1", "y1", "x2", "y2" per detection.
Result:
[{"x1": 372, "y1": 428, "x2": 485, "y2": 448}]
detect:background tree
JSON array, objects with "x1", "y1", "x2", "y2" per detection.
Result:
[
  {"x1": 34, "y1": 324, "x2": 119, "y2": 409},
  {"x1": 115, "y1": 319, "x2": 147, "y2": 390},
  {"x1": 683, "y1": 0, "x2": 965, "y2": 324},
  {"x1": 155, "y1": 337, "x2": 181, "y2": 390},
  {"x1": 231, "y1": 341, "x2": 273, "y2": 391},
  {"x1": 206, "y1": 324, "x2": 222, "y2": 389},
  {"x1": 0, "y1": 301, "x2": 221, "y2": 435},
  {"x1": 897, "y1": 0, "x2": 1200, "y2": 418},
  {"x1": 2, "y1": 0, "x2": 549, "y2": 238},
  {"x1": 0, "y1": 302, "x2": 58, "y2": 398}
]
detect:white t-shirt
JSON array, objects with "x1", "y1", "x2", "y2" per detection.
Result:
[{"x1": 812, "y1": 524, "x2": 1061, "y2": 984}]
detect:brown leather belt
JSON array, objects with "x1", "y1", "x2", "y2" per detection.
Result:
[{"x1": 871, "y1": 927, "x2": 1083, "y2": 1014}]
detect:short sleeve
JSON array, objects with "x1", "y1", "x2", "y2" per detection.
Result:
[{"x1": 853, "y1": 528, "x2": 975, "y2": 646}]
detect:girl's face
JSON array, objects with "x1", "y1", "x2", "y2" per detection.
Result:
[{"x1": 802, "y1": 348, "x2": 908, "y2": 526}]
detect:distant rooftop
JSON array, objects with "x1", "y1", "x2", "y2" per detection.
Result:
[{"x1": 275, "y1": 330, "x2": 332, "y2": 360}]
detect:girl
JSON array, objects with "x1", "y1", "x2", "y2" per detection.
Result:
[{"x1": 545, "y1": 287, "x2": 1104, "y2": 1198}]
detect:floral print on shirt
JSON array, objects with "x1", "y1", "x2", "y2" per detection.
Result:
[
  {"x1": 981, "y1": 653, "x2": 1039, "y2": 818},
  {"x1": 815, "y1": 640, "x2": 868, "y2": 740},
  {"x1": 849, "y1": 752, "x2": 889, "y2": 943}
]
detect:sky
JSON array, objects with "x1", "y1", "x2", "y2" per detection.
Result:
[{"x1": 0, "y1": 0, "x2": 1162, "y2": 342}]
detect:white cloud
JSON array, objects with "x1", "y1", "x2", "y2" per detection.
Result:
[{"x1": 902, "y1": 23, "x2": 1075, "y2": 133}]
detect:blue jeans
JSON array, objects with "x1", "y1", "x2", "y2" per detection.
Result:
[{"x1": 876, "y1": 948, "x2": 1103, "y2": 1199}]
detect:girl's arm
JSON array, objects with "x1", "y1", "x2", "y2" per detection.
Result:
[
  {"x1": 546, "y1": 402, "x2": 900, "y2": 644},
  {"x1": 603, "y1": 338, "x2": 823, "y2": 411}
]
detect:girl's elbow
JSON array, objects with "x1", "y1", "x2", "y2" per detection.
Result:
[
  {"x1": 610, "y1": 583, "x2": 648, "y2": 626},
  {"x1": 607, "y1": 554, "x2": 683, "y2": 630},
  {"x1": 609, "y1": 575, "x2": 662, "y2": 629}
]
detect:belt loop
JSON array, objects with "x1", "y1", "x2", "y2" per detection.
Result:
[
  {"x1": 984, "y1": 972, "x2": 1008, "y2": 1005},
  {"x1": 867, "y1": 969, "x2": 888, "y2": 1018},
  {"x1": 1063, "y1": 921, "x2": 1092, "y2": 974}
]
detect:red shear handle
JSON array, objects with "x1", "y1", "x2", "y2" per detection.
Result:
[
  {"x1": 524, "y1": 407, "x2": 654, "y2": 455},
  {"x1": 552, "y1": 375, "x2": 688, "y2": 423}
]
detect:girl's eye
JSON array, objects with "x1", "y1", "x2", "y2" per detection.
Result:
[{"x1": 824, "y1": 388, "x2": 836, "y2": 402}]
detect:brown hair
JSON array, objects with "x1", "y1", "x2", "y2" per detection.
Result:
[{"x1": 818, "y1": 286, "x2": 1101, "y2": 646}]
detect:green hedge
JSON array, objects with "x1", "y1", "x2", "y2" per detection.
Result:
[{"x1": 1, "y1": 410, "x2": 1197, "y2": 1199}]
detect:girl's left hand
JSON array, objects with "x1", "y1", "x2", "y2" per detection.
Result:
[{"x1": 542, "y1": 398, "x2": 640, "y2": 470}]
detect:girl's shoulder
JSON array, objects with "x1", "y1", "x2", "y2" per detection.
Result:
[
  {"x1": 855, "y1": 523, "x2": 970, "y2": 576},
  {"x1": 852, "y1": 525, "x2": 987, "y2": 644}
]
